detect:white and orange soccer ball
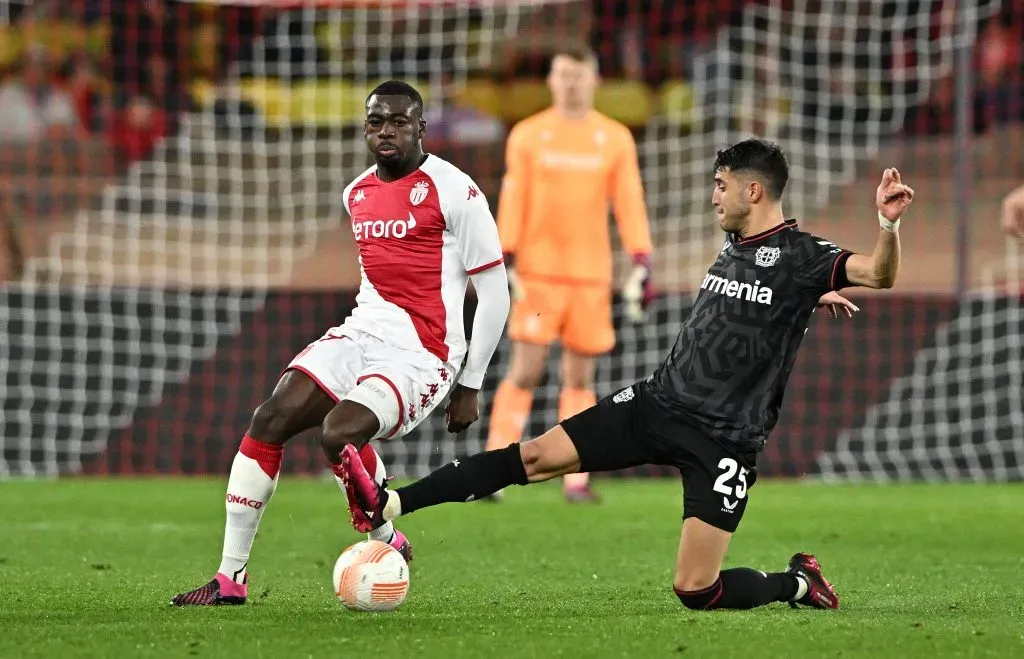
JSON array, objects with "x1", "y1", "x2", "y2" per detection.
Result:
[{"x1": 332, "y1": 540, "x2": 409, "y2": 612}]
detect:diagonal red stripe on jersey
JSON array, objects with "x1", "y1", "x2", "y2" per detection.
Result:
[{"x1": 347, "y1": 169, "x2": 448, "y2": 362}]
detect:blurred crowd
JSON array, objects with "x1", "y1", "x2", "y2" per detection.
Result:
[
  {"x1": 2, "y1": 1, "x2": 1020, "y2": 155},
  {"x1": 0, "y1": 0, "x2": 260, "y2": 279},
  {"x1": 591, "y1": 0, "x2": 1023, "y2": 136},
  {"x1": 0, "y1": 0, "x2": 259, "y2": 164},
  {"x1": 907, "y1": 12, "x2": 1023, "y2": 135},
  {"x1": 0, "y1": 43, "x2": 174, "y2": 165}
]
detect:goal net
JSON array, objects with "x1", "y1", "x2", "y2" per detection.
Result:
[{"x1": 1, "y1": 0, "x2": 1020, "y2": 481}]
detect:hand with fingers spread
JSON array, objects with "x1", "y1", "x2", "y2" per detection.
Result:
[{"x1": 816, "y1": 291, "x2": 859, "y2": 319}]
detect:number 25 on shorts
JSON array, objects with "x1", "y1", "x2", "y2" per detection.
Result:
[{"x1": 713, "y1": 457, "x2": 749, "y2": 500}]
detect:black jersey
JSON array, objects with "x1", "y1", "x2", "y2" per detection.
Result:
[{"x1": 647, "y1": 220, "x2": 852, "y2": 452}]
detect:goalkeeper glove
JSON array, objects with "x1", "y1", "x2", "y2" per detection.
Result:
[
  {"x1": 623, "y1": 254, "x2": 655, "y2": 323},
  {"x1": 503, "y1": 253, "x2": 525, "y2": 301}
]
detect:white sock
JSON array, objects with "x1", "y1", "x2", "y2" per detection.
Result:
[
  {"x1": 332, "y1": 444, "x2": 395, "y2": 544},
  {"x1": 793, "y1": 575, "x2": 809, "y2": 601},
  {"x1": 383, "y1": 490, "x2": 402, "y2": 521},
  {"x1": 218, "y1": 438, "x2": 281, "y2": 583}
]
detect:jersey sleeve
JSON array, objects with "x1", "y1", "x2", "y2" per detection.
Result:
[
  {"x1": 460, "y1": 266, "x2": 510, "y2": 389},
  {"x1": 794, "y1": 235, "x2": 854, "y2": 295},
  {"x1": 610, "y1": 127, "x2": 653, "y2": 257},
  {"x1": 341, "y1": 179, "x2": 356, "y2": 217},
  {"x1": 495, "y1": 122, "x2": 531, "y2": 255},
  {"x1": 445, "y1": 173, "x2": 505, "y2": 274}
]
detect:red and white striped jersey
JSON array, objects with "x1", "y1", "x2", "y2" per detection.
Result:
[{"x1": 340, "y1": 154, "x2": 504, "y2": 371}]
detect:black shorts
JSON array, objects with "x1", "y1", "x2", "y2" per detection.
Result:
[{"x1": 559, "y1": 382, "x2": 758, "y2": 533}]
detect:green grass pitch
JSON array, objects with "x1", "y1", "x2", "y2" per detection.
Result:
[{"x1": 2, "y1": 478, "x2": 1022, "y2": 658}]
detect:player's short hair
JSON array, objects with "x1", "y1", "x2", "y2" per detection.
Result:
[
  {"x1": 713, "y1": 139, "x2": 789, "y2": 201},
  {"x1": 366, "y1": 80, "x2": 425, "y2": 115},
  {"x1": 551, "y1": 43, "x2": 598, "y2": 68}
]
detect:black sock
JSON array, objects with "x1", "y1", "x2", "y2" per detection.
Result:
[
  {"x1": 675, "y1": 568, "x2": 799, "y2": 610},
  {"x1": 395, "y1": 444, "x2": 528, "y2": 515}
]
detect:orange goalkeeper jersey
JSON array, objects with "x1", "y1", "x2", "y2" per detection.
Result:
[{"x1": 497, "y1": 108, "x2": 652, "y2": 286}]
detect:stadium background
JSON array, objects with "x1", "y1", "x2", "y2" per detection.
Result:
[{"x1": 0, "y1": 0, "x2": 1020, "y2": 482}]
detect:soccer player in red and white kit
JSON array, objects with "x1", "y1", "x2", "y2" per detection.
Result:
[{"x1": 172, "y1": 81, "x2": 510, "y2": 606}]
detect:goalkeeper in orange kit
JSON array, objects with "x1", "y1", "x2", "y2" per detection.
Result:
[{"x1": 485, "y1": 45, "x2": 654, "y2": 502}]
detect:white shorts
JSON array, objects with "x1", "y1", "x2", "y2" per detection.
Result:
[{"x1": 287, "y1": 328, "x2": 455, "y2": 440}]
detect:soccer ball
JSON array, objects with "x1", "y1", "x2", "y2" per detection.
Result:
[{"x1": 332, "y1": 540, "x2": 409, "y2": 612}]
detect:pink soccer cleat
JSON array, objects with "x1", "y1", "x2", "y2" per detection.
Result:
[
  {"x1": 338, "y1": 453, "x2": 374, "y2": 532},
  {"x1": 389, "y1": 529, "x2": 414, "y2": 563},
  {"x1": 170, "y1": 572, "x2": 247, "y2": 606},
  {"x1": 339, "y1": 444, "x2": 389, "y2": 533}
]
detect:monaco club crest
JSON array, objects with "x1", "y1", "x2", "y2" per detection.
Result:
[
  {"x1": 754, "y1": 246, "x2": 781, "y2": 267},
  {"x1": 409, "y1": 181, "x2": 429, "y2": 206}
]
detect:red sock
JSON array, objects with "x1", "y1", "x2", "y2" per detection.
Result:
[{"x1": 239, "y1": 434, "x2": 283, "y2": 479}]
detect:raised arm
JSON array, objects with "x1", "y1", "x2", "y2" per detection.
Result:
[{"x1": 843, "y1": 168, "x2": 914, "y2": 289}]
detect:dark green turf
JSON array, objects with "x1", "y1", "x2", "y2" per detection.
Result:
[{"x1": 2, "y1": 478, "x2": 1022, "y2": 658}]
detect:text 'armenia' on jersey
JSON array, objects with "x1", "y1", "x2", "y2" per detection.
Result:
[{"x1": 648, "y1": 220, "x2": 852, "y2": 452}]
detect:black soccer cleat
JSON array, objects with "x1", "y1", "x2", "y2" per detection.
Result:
[
  {"x1": 170, "y1": 573, "x2": 247, "y2": 606},
  {"x1": 786, "y1": 553, "x2": 839, "y2": 609}
]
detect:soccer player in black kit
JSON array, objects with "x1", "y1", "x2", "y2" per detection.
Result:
[{"x1": 339, "y1": 139, "x2": 914, "y2": 611}]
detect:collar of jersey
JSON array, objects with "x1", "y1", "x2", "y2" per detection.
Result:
[
  {"x1": 731, "y1": 218, "x2": 798, "y2": 245},
  {"x1": 372, "y1": 153, "x2": 432, "y2": 184}
]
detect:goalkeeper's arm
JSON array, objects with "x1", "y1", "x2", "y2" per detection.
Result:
[{"x1": 610, "y1": 132, "x2": 655, "y2": 322}]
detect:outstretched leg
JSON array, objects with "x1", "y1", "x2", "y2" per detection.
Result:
[
  {"x1": 341, "y1": 424, "x2": 580, "y2": 530},
  {"x1": 341, "y1": 382, "x2": 655, "y2": 529}
]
